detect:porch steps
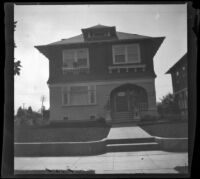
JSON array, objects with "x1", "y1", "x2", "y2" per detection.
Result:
[
  {"x1": 106, "y1": 137, "x2": 159, "y2": 152},
  {"x1": 112, "y1": 112, "x2": 134, "y2": 120},
  {"x1": 112, "y1": 112, "x2": 135, "y2": 122},
  {"x1": 106, "y1": 137, "x2": 155, "y2": 144},
  {"x1": 106, "y1": 142, "x2": 159, "y2": 152},
  {"x1": 106, "y1": 126, "x2": 160, "y2": 152}
]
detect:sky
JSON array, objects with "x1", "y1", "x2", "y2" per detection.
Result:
[{"x1": 14, "y1": 4, "x2": 187, "y2": 113}]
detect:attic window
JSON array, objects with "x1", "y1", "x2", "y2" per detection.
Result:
[{"x1": 87, "y1": 31, "x2": 110, "y2": 38}]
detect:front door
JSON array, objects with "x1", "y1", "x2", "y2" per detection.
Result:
[{"x1": 115, "y1": 91, "x2": 129, "y2": 112}]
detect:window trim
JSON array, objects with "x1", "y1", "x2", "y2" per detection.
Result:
[
  {"x1": 112, "y1": 44, "x2": 141, "y2": 65},
  {"x1": 62, "y1": 84, "x2": 96, "y2": 106},
  {"x1": 62, "y1": 48, "x2": 90, "y2": 69}
]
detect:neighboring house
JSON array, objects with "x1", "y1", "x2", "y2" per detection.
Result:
[
  {"x1": 35, "y1": 24, "x2": 165, "y2": 122},
  {"x1": 166, "y1": 53, "x2": 188, "y2": 118}
]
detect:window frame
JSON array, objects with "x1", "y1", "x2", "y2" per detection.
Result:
[
  {"x1": 112, "y1": 44, "x2": 141, "y2": 65},
  {"x1": 62, "y1": 84, "x2": 96, "y2": 106},
  {"x1": 62, "y1": 48, "x2": 90, "y2": 69}
]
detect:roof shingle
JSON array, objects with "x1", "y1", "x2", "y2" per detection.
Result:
[{"x1": 47, "y1": 31, "x2": 153, "y2": 46}]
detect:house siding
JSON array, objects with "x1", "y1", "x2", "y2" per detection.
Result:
[
  {"x1": 49, "y1": 78, "x2": 157, "y2": 121},
  {"x1": 47, "y1": 40, "x2": 156, "y2": 84}
]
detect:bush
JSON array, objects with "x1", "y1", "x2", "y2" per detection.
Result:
[
  {"x1": 33, "y1": 118, "x2": 49, "y2": 126},
  {"x1": 161, "y1": 114, "x2": 182, "y2": 121},
  {"x1": 96, "y1": 117, "x2": 106, "y2": 123},
  {"x1": 141, "y1": 115, "x2": 159, "y2": 122}
]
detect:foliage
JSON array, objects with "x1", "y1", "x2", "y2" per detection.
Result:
[
  {"x1": 15, "y1": 106, "x2": 45, "y2": 126},
  {"x1": 14, "y1": 60, "x2": 22, "y2": 76},
  {"x1": 14, "y1": 21, "x2": 22, "y2": 76},
  {"x1": 16, "y1": 107, "x2": 24, "y2": 117},
  {"x1": 141, "y1": 115, "x2": 159, "y2": 121},
  {"x1": 157, "y1": 93, "x2": 180, "y2": 117},
  {"x1": 27, "y1": 106, "x2": 33, "y2": 114}
]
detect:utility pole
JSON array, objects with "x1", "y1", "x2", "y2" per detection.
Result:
[{"x1": 40, "y1": 95, "x2": 46, "y2": 120}]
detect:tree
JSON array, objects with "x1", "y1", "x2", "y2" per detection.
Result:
[
  {"x1": 14, "y1": 21, "x2": 22, "y2": 76},
  {"x1": 14, "y1": 60, "x2": 22, "y2": 75},
  {"x1": 27, "y1": 106, "x2": 33, "y2": 114},
  {"x1": 157, "y1": 93, "x2": 180, "y2": 117},
  {"x1": 16, "y1": 106, "x2": 24, "y2": 117}
]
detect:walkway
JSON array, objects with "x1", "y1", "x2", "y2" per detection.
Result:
[
  {"x1": 15, "y1": 150, "x2": 188, "y2": 174},
  {"x1": 107, "y1": 125, "x2": 152, "y2": 140}
]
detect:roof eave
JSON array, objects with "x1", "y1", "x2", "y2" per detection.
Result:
[{"x1": 41, "y1": 36, "x2": 165, "y2": 47}]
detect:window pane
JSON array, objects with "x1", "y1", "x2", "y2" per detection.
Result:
[
  {"x1": 70, "y1": 86, "x2": 88, "y2": 105},
  {"x1": 77, "y1": 49, "x2": 88, "y2": 67},
  {"x1": 89, "y1": 85, "x2": 96, "y2": 104},
  {"x1": 63, "y1": 88, "x2": 68, "y2": 105},
  {"x1": 115, "y1": 55, "x2": 125, "y2": 63},
  {"x1": 127, "y1": 45, "x2": 139, "y2": 62},
  {"x1": 64, "y1": 92, "x2": 68, "y2": 104},
  {"x1": 90, "y1": 91, "x2": 95, "y2": 104},
  {"x1": 77, "y1": 49, "x2": 87, "y2": 58},
  {"x1": 63, "y1": 50, "x2": 75, "y2": 67},
  {"x1": 77, "y1": 58, "x2": 87, "y2": 67},
  {"x1": 114, "y1": 46, "x2": 125, "y2": 55}
]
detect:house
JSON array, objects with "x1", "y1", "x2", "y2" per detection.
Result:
[
  {"x1": 35, "y1": 24, "x2": 165, "y2": 122},
  {"x1": 166, "y1": 53, "x2": 188, "y2": 118}
]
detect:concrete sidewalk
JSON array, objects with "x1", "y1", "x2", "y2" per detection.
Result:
[
  {"x1": 107, "y1": 126, "x2": 152, "y2": 139},
  {"x1": 14, "y1": 150, "x2": 188, "y2": 174}
]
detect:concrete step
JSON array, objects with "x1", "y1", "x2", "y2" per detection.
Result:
[
  {"x1": 106, "y1": 137, "x2": 155, "y2": 144},
  {"x1": 113, "y1": 117, "x2": 134, "y2": 119},
  {"x1": 106, "y1": 142, "x2": 160, "y2": 152},
  {"x1": 113, "y1": 113, "x2": 134, "y2": 116},
  {"x1": 111, "y1": 119, "x2": 140, "y2": 124}
]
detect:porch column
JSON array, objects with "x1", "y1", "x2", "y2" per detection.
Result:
[{"x1": 142, "y1": 80, "x2": 158, "y2": 116}]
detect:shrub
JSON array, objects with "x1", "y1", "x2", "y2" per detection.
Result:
[
  {"x1": 97, "y1": 117, "x2": 106, "y2": 123},
  {"x1": 90, "y1": 115, "x2": 96, "y2": 120},
  {"x1": 141, "y1": 115, "x2": 159, "y2": 122}
]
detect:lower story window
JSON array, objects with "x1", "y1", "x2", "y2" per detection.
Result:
[{"x1": 62, "y1": 85, "x2": 96, "y2": 105}]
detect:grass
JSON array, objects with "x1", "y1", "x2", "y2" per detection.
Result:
[
  {"x1": 15, "y1": 122, "x2": 111, "y2": 143},
  {"x1": 139, "y1": 121, "x2": 188, "y2": 138}
]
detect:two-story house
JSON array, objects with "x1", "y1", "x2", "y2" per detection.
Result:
[
  {"x1": 35, "y1": 25, "x2": 165, "y2": 122},
  {"x1": 166, "y1": 53, "x2": 188, "y2": 118}
]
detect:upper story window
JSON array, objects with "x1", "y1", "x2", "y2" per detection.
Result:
[
  {"x1": 112, "y1": 44, "x2": 141, "y2": 64},
  {"x1": 63, "y1": 48, "x2": 89, "y2": 68}
]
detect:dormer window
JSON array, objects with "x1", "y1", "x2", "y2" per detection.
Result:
[{"x1": 81, "y1": 25, "x2": 117, "y2": 41}]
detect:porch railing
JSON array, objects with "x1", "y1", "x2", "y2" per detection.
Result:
[
  {"x1": 62, "y1": 67, "x2": 90, "y2": 74},
  {"x1": 108, "y1": 64, "x2": 146, "y2": 73}
]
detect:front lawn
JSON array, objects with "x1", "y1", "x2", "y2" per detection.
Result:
[
  {"x1": 15, "y1": 123, "x2": 111, "y2": 143},
  {"x1": 139, "y1": 121, "x2": 188, "y2": 138}
]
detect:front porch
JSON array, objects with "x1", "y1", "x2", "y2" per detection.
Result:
[{"x1": 108, "y1": 83, "x2": 150, "y2": 123}]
